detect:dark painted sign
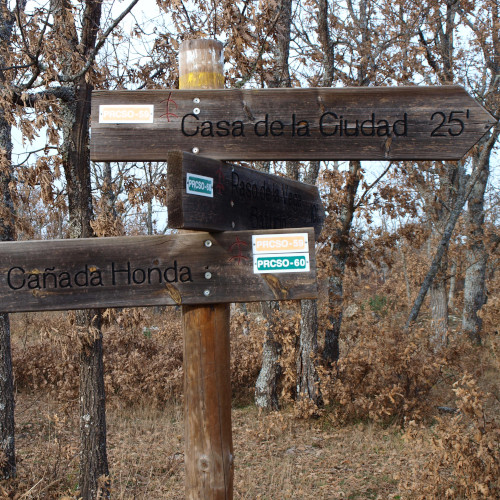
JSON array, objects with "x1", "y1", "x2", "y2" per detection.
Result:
[{"x1": 167, "y1": 152, "x2": 324, "y2": 238}]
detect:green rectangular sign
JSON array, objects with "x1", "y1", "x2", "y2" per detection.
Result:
[
  {"x1": 186, "y1": 172, "x2": 214, "y2": 197},
  {"x1": 253, "y1": 254, "x2": 310, "y2": 274}
]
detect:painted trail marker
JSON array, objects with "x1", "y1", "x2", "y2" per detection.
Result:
[
  {"x1": 91, "y1": 86, "x2": 496, "y2": 162},
  {"x1": 167, "y1": 151, "x2": 324, "y2": 238},
  {"x1": 0, "y1": 228, "x2": 317, "y2": 313},
  {"x1": 252, "y1": 232, "x2": 311, "y2": 274}
]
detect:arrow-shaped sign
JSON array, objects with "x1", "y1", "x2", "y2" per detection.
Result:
[
  {"x1": 91, "y1": 86, "x2": 496, "y2": 162},
  {"x1": 167, "y1": 152, "x2": 324, "y2": 239},
  {"x1": 0, "y1": 228, "x2": 317, "y2": 313}
]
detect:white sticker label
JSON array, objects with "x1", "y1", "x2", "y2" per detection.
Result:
[
  {"x1": 99, "y1": 105, "x2": 154, "y2": 124},
  {"x1": 252, "y1": 233, "x2": 309, "y2": 254},
  {"x1": 186, "y1": 173, "x2": 214, "y2": 198}
]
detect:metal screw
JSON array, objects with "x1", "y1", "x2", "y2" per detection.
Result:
[
  {"x1": 204, "y1": 272, "x2": 212, "y2": 280},
  {"x1": 193, "y1": 107, "x2": 201, "y2": 115},
  {"x1": 204, "y1": 289, "x2": 210, "y2": 297},
  {"x1": 193, "y1": 97, "x2": 200, "y2": 104},
  {"x1": 204, "y1": 240, "x2": 212, "y2": 248},
  {"x1": 192, "y1": 147, "x2": 199, "y2": 154}
]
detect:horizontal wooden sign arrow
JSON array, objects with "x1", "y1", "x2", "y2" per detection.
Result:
[
  {"x1": 90, "y1": 86, "x2": 496, "y2": 161},
  {"x1": 0, "y1": 228, "x2": 317, "y2": 313},
  {"x1": 167, "y1": 151, "x2": 324, "y2": 239}
]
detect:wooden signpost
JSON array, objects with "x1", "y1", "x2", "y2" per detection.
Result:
[
  {"x1": 91, "y1": 85, "x2": 496, "y2": 162},
  {"x1": 1, "y1": 36, "x2": 494, "y2": 500},
  {"x1": 0, "y1": 228, "x2": 317, "y2": 313},
  {"x1": 176, "y1": 39, "x2": 234, "y2": 500},
  {"x1": 167, "y1": 151, "x2": 324, "y2": 238}
]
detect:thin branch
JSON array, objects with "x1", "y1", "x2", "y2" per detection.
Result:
[
  {"x1": 12, "y1": 86, "x2": 75, "y2": 107},
  {"x1": 418, "y1": 28, "x2": 442, "y2": 79},
  {"x1": 61, "y1": 0, "x2": 140, "y2": 82},
  {"x1": 14, "y1": 146, "x2": 58, "y2": 167},
  {"x1": 234, "y1": 8, "x2": 283, "y2": 88},
  {"x1": 19, "y1": 6, "x2": 53, "y2": 90},
  {"x1": 404, "y1": 141, "x2": 499, "y2": 330},
  {"x1": 180, "y1": 0, "x2": 194, "y2": 33},
  {"x1": 354, "y1": 162, "x2": 392, "y2": 210}
]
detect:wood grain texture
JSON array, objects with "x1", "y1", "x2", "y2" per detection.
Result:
[
  {"x1": 0, "y1": 229, "x2": 318, "y2": 313},
  {"x1": 179, "y1": 38, "x2": 233, "y2": 500},
  {"x1": 183, "y1": 304, "x2": 233, "y2": 499},
  {"x1": 90, "y1": 86, "x2": 496, "y2": 161},
  {"x1": 167, "y1": 151, "x2": 324, "y2": 238}
]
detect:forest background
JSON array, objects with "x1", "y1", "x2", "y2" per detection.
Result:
[{"x1": 0, "y1": 0, "x2": 499, "y2": 498}]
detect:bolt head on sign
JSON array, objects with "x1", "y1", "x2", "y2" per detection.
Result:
[{"x1": 90, "y1": 86, "x2": 496, "y2": 162}]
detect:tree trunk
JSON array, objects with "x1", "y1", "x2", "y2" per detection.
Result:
[
  {"x1": 255, "y1": 301, "x2": 281, "y2": 410},
  {"x1": 317, "y1": 0, "x2": 334, "y2": 87},
  {"x1": 324, "y1": 160, "x2": 361, "y2": 364},
  {"x1": 400, "y1": 245, "x2": 412, "y2": 310},
  {"x1": 102, "y1": 162, "x2": 118, "y2": 219},
  {"x1": 463, "y1": 253, "x2": 487, "y2": 344},
  {"x1": 298, "y1": 160, "x2": 323, "y2": 404},
  {"x1": 0, "y1": 313, "x2": 15, "y2": 480},
  {"x1": 426, "y1": 228, "x2": 449, "y2": 347},
  {"x1": 448, "y1": 260, "x2": 457, "y2": 312},
  {"x1": 462, "y1": 157, "x2": 490, "y2": 344},
  {"x1": 405, "y1": 160, "x2": 487, "y2": 330},
  {"x1": 268, "y1": 0, "x2": 292, "y2": 88},
  {"x1": 324, "y1": 275, "x2": 342, "y2": 364},
  {"x1": 0, "y1": 156, "x2": 15, "y2": 477},
  {"x1": 429, "y1": 274, "x2": 449, "y2": 348},
  {"x1": 0, "y1": 4, "x2": 16, "y2": 480},
  {"x1": 254, "y1": 0, "x2": 293, "y2": 410},
  {"x1": 284, "y1": 159, "x2": 322, "y2": 404},
  {"x1": 78, "y1": 311, "x2": 109, "y2": 499},
  {"x1": 297, "y1": 299, "x2": 322, "y2": 405},
  {"x1": 60, "y1": 76, "x2": 109, "y2": 500},
  {"x1": 51, "y1": 0, "x2": 109, "y2": 495},
  {"x1": 61, "y1": 70, "x2": 109, "y2": 500},
  {"x1": 0, "y1": 119, "x2": 16, "y2": 480},
  {"x1": 147, "y1": 200, "x2": 153, "y2": 235}
]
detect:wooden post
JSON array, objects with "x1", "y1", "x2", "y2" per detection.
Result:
[{"x1": 179, "y1": 39, "x2": 234, "y2": 500}]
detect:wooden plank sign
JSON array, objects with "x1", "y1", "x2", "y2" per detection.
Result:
[
  {"x1": 167, "y1": 151, "x2": 324, "y2": 238},
  {"x1": 90, "y1": 86, "x2": 496, "y2": 162},
  {"x1": 0, "y1": 228, "x2": 317, "y2": 313}
]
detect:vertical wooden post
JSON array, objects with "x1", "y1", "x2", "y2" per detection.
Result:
[{"x1": 179, "y1": 39, "x2": 234, "y2": 500}]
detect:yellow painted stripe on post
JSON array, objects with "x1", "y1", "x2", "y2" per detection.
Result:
[{"x1": 179, "y1": 71, "x2": 225, "y2": 90}]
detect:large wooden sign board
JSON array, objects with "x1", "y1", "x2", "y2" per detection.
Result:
[
  {"x1": 167, "y1": 151, "x2": 325, "y2": 238},
  {"x1": 90, "y1": 86, "x2": 495, "y2": 162},
  {"x1": 0, "y1": 228, "x2": 317, "y2": 313}
]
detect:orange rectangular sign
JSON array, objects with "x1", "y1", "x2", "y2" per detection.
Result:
[
  {"x1": 99, "y1": 105, "x2": 154, "y2": 124},
  {"x1": 252, "y1": 233, "x2": 309, "y2": 254}
]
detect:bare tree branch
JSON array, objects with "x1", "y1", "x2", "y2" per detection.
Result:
[
  {"x1": 61, "y1": 0, "x2": 140, "y2": 82},
  {"x1": 354, "y1": 162, "x2": 393, "y2": 210}
]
